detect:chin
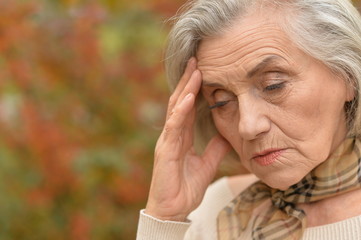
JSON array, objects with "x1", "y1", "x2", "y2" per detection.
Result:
[
  {"x1": 261, "y1": 172, "x2": 305, "y2": 191},
  {"x1": 267, "y1": 182, "x2": 292, "y2": 191}
]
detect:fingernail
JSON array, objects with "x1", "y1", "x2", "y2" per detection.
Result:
[
  {"x1": 185, "y1": 93, "x2": 193, "y2": 100},
  {"x1": 188, "y1": 57, "x2": 196, "y2": 67},
  {"x1": 192, "y1": 69, "x2": 201, "y2": 78}
]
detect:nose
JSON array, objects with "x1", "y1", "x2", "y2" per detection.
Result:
[{"x1": 237, "y1": 94, "x2": 271, "y2": 140}]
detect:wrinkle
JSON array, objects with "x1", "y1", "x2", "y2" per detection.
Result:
[{"x1": 197, "y1": 9, "x2": 349, "y2": 190}]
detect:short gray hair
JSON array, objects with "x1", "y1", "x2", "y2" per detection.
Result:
[{"x1": 165, "y1": 0, "x2": 361, "y2": 150}]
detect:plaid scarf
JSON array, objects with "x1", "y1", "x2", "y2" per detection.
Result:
[{"x1": 217, "y1": 137, "x2": 361, "y2": 240}]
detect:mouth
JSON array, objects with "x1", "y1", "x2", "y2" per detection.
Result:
[{"x1": 252, "y1": 149, "x2": 285, "y2": 166}]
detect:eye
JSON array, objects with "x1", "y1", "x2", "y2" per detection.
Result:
[
  {"x1": 209, "y1": 100, "x2": 230, "y2": 109},
  {"x1": 261, "y1": 71, "x2": 288, "y2": 92},
  {"x1": 264, "y1": 82, "x2": 285, "y2": 91},
  {"x1": 208, "y1": 89, "x2": 236, "y2": 110}
]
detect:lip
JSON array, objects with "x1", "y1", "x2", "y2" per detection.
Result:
[{"x1": 252, "y1": 148, "x2": 285, "y2": 166}]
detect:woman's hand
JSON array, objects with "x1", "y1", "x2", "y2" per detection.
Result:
[{"x1": 145, "y1": 58, "x2": 231, "y2": 222}]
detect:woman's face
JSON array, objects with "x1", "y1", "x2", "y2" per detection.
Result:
[{"x1": 197, "y1": 12, "x2": 354, "y2": 190}]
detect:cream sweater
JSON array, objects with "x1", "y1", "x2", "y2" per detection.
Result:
[{"x1": 137, "y1": 177, "x2": 361, "y2": 240}]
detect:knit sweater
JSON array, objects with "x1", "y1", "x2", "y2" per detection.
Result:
[{"x1": 137, "y1": 177, "x2": 361, "y2": 240}]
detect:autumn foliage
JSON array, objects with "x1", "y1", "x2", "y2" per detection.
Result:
[{"x1": 0, "y1": 0, "x2": 185, "y2": 239}]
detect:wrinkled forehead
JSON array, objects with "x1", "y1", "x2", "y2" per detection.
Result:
[
  {"x1": 196, "y1": 11, "x2": 304, "y2": 80},
  {"x1": 197, "y1": 5, "x2": 290, "y2": 55}
]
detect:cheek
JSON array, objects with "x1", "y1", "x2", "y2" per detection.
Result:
[
  {"x1": 275, "y1": 84, "x2": 344, "y2": 140},
  {"x1": 275, "y1": 81, "x2": 347, "y2": 161},
  {"x1": 212, "y1": 111, "x2": 239, "y2": 141}
]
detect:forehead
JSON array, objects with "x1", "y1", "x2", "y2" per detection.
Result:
[{"x1": 196, "y1": 11, "x2": 308, "y2": 82}]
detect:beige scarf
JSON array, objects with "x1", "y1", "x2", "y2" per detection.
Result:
[{"x1": 217, "y1": 137, "x2": 361, "y2": 240}]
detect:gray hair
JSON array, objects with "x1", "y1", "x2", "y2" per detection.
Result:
[{"x1": 165, "y1": 0, "x2": 361, "y2": 151}]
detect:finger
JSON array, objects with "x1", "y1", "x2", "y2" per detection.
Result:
[
  {"x1": 167, "y1": 69, "x2": 202, "y2": 120},
  {"x1": 163, "y1": 92, "x2": 196, "y2": 144},
  {"x1": 175, "y1": 70, "x2": 202, "y2": 150},
  {"x1": 181, "y1": 105, "x2": 196, "y2": 152},
  {"x1": 172, "y1": 57, "x2": 197, "y2": 99},
  {"x1": 167, "y1": 58, "x2": 197, "y2": 113},
  {"x1": 176, "y1": 69, "x2": 202, "y2": 107},
  {"x1": 179, "y1": 69, "x2": 201, "y2": 135},
  {"x1": 202, "y1": 135, "x2": 232, "y2": 171}
]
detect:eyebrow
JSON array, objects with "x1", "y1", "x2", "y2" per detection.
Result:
[
  {"x1": 202, "y1": 55, "x2": 284, "y2": 87},
  {"x1": 246, "y1": 55, "x2": 282, "y2": 78}
]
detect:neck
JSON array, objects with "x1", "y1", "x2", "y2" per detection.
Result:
[{"x1": 298, "y1": 187, "x2": 361, "y2": 227}]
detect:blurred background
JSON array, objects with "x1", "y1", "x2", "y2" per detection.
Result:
[
  {"x1": 0, "y1": 0, "x2": 184, "y2": 239},
  {"x1": 0, "y1": 0, "x2": 360, "y2": 239}
]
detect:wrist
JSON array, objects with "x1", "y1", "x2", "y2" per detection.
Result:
[{"x1": 144, "y1": 208, "x2": 188, "y2": 222}]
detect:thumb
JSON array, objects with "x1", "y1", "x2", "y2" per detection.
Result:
[{"x1": 202, "y1": 135, "x2": 232, "y2": 171}]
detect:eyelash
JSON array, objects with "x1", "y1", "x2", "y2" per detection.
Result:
[
  {"x1": 209, "y1": 82, "x2": 286, "y2": 109},
  {"x1": 209, "y1": 100, "x2": 230, "y2": 109},
  {"x1": 264, "y1": 82, "x2": 285, "y2": 91}
]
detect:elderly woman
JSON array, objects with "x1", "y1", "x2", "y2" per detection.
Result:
[{"x1": 137, "y1": 0, "x2": 361, "y2": 239}]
